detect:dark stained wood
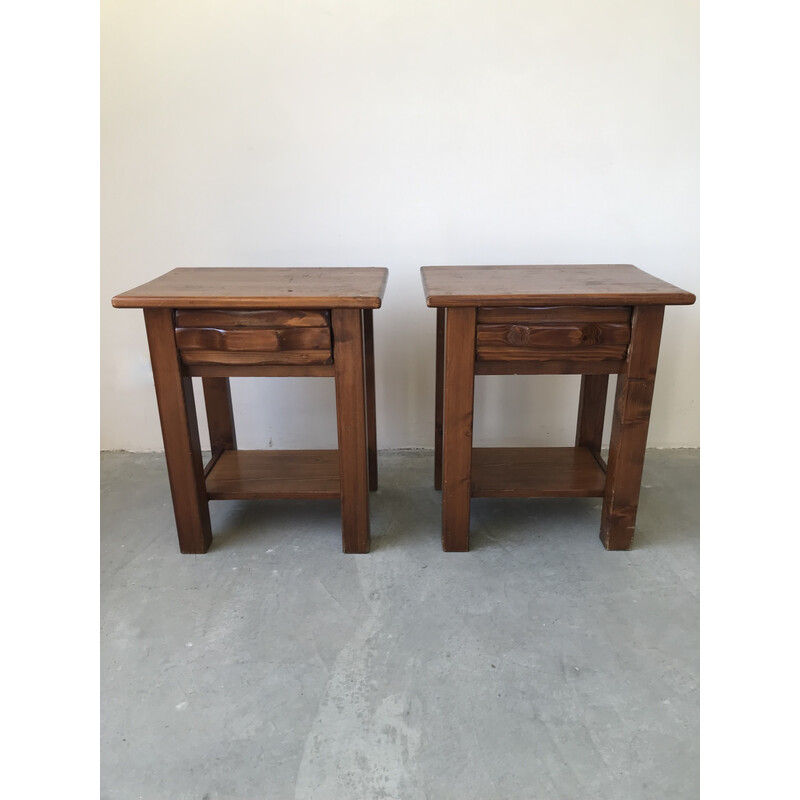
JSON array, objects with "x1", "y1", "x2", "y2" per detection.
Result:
[
  {"x1": 421, "y1": 265, "x2": 695, "y2": 307},
  {"x1": 427, "y1": 264, "x2": 693, "y2": 552},
  {"x1": 600, "y1": 305, "x2": 665, "y2": 550},
  {"x1": 176, "y1": 321, "x2": 332, "y2": 366},
  {"x1": 175, "y1": 309, "x2": 329, "y2": 328},
  {"x1": 626, "y1": 305, "x2": 665, "y2": 380},
  {"x1": 434, "y1": 308, "x2": 445, "y2": 490},
  {"x1": 143, "y1": 308, "x2": 212, "y2": 553},
  {"x1": 476, "y1": 323, "x2": 630, "y2": 362},
  {"x1": 176, "y1": 326, "x2": 331, "y2": 353},
  {"x1": 477, "y1": 345, "x2": 629, "y2": 362},
  {"x1": 180, "y1": 350, "x2": 333, "y2": 366},
  {"x1": 471, "y1": 447, "x2": 607, "y2": 498},
  {"x1": 475, "y1": 360, "x2": 624, "y2": 375},
  {"x1": 116, "y1": 268, "x2": 383, "y2": 555},
  {"x1": 205, "y1": 450, "x2": 339, "y2": 499},
  {"x1": 363, "y1": 309, "x2": 378, "y2": 492},
  {"x1": 475, "y1": 305, "x2": 631, "y2": 366},
  {"x1": 202, "y1": 448, "x2": 225, "y2": 479},
  {"x1": 332, "y1": 308, "x2": 371, "y2": 553},
  {"x1": 202, "y1": 377, "x2": 237, "y2": 455},
  {"x1": 185, "y1": 363, "x2": 335, "y2": 378},
  {"x1": 576, "y1": 374, "x2": 609, "y2": 458},
  {"x1": 477, "y1": 306, "x2": 632, "y2": 324},
  {"x1": 113, "y1": 267, "x2": 389, "y2": 309},
  {"x1": 441, "y1": 307, "x2": 476, "y2": 551},
  {"x1": 477, "y1": 322, "x2": 630, "y2": 349}
]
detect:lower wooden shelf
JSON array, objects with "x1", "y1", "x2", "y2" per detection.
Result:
[
  {"x1": 205, "y1": 450, "x2": 340, "y2": 500},
  {"x1": 471, "y1": 447, "x2": 607, "y2": 498}
]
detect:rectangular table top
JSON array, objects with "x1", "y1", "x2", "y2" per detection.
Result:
[
  {"x1": 112, "y1": 267, "x2": 389, "y2": 309},
  {"x1": 421, "y1": 265, "x2": 695, "y2": 307}
]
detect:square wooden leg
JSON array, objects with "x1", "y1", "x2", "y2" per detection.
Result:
[
  {"x1": 202, "y1": 377, "x2": 237, "y2": 454},
  {"x1": 144, "y1": 308, "x2": 212, "y2": 554},
  {"x1": 434, "y1": 307, "x2": 445, "y2": 490},
  {"x1": 332, "y1": 308, "x2": 371, "y2": 553},
  {"x1": 576, "y1": 374, "x2": 609, "y2": 458},
  {"x1": 600, "y1": 305, "x2": 664, "y2": 550},
  {"x1": 441, "y1": 307, "x2": 476, "y2": 551},
  {"x1": 363, "y1": 309, "x2": 378, "y2": 492}
]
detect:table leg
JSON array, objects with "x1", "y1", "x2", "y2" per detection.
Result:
[
  {"x1": 576, "y1": 374, "x2": 609, "y2": 459},
  {"x1": 202, "y1": 377, "x2": 237, "y2": 455},
  {"x1": 441, "y1": 307, "x2": 476, "y2": 551},
  {"x1": 332, "y1": 308, "x2": 371, "y2": 553},
  {"x1": 600, "y1": 305, "x2": 665, "y2": 550},
  {"x1": 144, "y1": 308, "x2": 212, "y2": 554},
  {"x1": 434, "y1": 307, "x2": 445, "y2": 490},
  {"x1": 363, "y1": 309, "x2": 378, "y2": 491}
]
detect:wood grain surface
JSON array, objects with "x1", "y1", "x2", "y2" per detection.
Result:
[
  {"x1": 576, "y1": 374, "x2": 610, "y2": 460},
  {"x1": 477, "y1": 306, "x2": 632, "y2": 324},
  {"x1": 600, "y1": 305, "x2": 665, "y2": 550},
  {"x1": 471, "y1": 447, "x2": 607, "y2": 497},
  {"x1": 205, "y1": 450, "x2": 339, "y2": 499},
  {"x1": 176, "y1": 326, "x2": 331, "y2": 353},
  {"x1": 185, "y1": 363, "x2": 335, "y2": 378},
  {"x1": 202, "y1": 377, "x2": 237, "y2": 455},
  {"x1": 476, "y1": 322, "x2": 630, "y2": 362},
  {"x1": 422, "y1": 265, "x2": 695, "y2": 307},
  {"x1": 180, "y1": 350, "x2": 333, "y2": 366},
  {"x1": 474, "y1": 359, "x2": 624, "y2": 375},
  {"x1": 441, "y1": 307, "x2": 477, "y2": 551},
  {"x1": 113, "y1": 267, "x2": 389, "y2": 309},
  {"x1": 175, "y1": 309, "x2": 329, "y2": 328},
  {"x1": 363, "y1": 309, "x2": 378, "y2": 492},
  {"x1": 477, "y1": 322, "x2": 631, "y2": 348},
  {"x1": 143, "y1": 308, "x2": 212, "y2": 553},
  {"x1": 434, "y1": 308, "x2": 445, "y2": 490},
  {"x1": 332, "y1": 308, "x2": 371, "y2": 553},
  {"x1": 477, "y1": 345, "x2": 629, "y2": 363}
]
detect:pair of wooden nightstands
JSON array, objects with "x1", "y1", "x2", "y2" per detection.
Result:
[{"x1": 112, "y1": 265, "x2": 695, "y2": 554}]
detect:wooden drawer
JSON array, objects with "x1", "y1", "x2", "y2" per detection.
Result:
[
  {"x1": 475, "y1": 306, "x2": 631, "y2": 362},
  {"x1": 175, "y1": 309, "x2": 332, "y2": 366}
]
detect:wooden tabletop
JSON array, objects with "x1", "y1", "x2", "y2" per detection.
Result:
[
  {"x1": 112, "y1": 268, "x2": 390, "y2": 309},
  {"x1": 421, "y1": 265, "x2": 695, "y2": 307}
]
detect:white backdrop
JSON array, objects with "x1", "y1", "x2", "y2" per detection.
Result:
[{"x1": 101, "y1": 0, "x2": 698, "y2": 452}]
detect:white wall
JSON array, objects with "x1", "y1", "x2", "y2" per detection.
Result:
[{"x1": 101, "y1": 0, "x2": 698, "y2": 451}]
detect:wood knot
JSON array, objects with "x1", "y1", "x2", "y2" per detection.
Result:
[
  {"x1": 579, "y1": 323, "x2": 602, "y2": 344},
  {"x1": 507, "y1": 325, "x2": 529, "y2": 346}
]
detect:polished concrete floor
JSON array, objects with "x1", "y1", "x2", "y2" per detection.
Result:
[{"x1": 101, "y1": 449, "x2": 699, "y2": 800}]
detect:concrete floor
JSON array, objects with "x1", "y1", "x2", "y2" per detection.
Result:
[{"x1": 101, "y1": 449, "x2": 698, "y2": 800}]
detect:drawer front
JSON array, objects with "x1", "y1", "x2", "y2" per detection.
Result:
[
  {"x1": 475, "y1": 306, "x2": 631, "y2": 362},
  {"x1": 175, "y1": 309, "x2": 332, "y2": 366}
]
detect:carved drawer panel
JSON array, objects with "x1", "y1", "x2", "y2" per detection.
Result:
[
  {"x1": 175, "y1": 308, "x2": 332, "y2": 366},
  {"x1": 475, "y1": 306, "x2": 631, "y2": 362}
]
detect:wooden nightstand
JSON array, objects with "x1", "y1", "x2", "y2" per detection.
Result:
[
  {"x1": 422, "y1": 264, "x2": 695, "y2": 551},
  {"x1": 113, "y1": 267, "x2": 388, "y2": 554}
]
